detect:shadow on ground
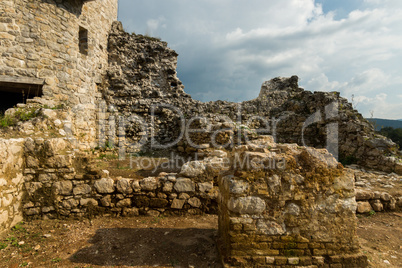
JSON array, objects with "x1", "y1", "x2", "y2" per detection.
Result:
[{"x1": 70, "y1": 227, "x2": 222, "y2": 267}]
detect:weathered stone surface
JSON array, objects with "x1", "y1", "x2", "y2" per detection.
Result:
[
  {"x1": 227, "y1": 196, "x2": 266, "y2": 214},
  {"x1": 139, "y1": 177, "x2": 158, "y2": 191},
  {"x1": 162, "y1": 181, "x2": 173, "y2": 192},
  {"x1": 53, "y1": 181, "x2": 73, "y2": 195},
  {"x1": 356, "y1": 189, "x2": 374, "y2": 200},
  {"x1": 80, "y1": 198, "x2": 98, "y2": 207},
  {"x1": 174, "y1": 178, "x2": 195, "y2": 192},
  {"x1": 198, "y1": 182, "x2": 213, "y2": 193},
  {"x1": 116, "y1": 198, "x2": 132, "y2": 208},
  {"x1": 357, "y1": 201, "x2": 373, "y2": 213},
  {"x1": 116, "y1": 178, "x2": 133, "y2": 194},
  {"x1": 73, "y1": 184, "x2": 91, "y2": 195},
  {"x1": 188, "y1": 197, "x2": 201, "y2": 208},
  {"x1": 94, "y1": 178, "x2": 115, "y2": 194},
  {"x1": 370, "y1": 200, "x2": 383, "y2": 212},
  {"x1": 62, "y1": 199, "x2": 79, "y2": 209},
  {"x1": 171, "y1": 198, "x2": 186, "y2": 209},
  {"x1": 222, "y1": 175, "x2": 249, "y2": 194},
  {"x1": 122, "y1": 207, "x2": 139, "y2": 217},
  {"x1": 180, "y1": 161, "x2": 206, "y2": 178}
]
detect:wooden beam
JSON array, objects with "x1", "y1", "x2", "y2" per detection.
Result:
[{"x1": 0, "y1": 75, "x2": 44, "y2": 85}]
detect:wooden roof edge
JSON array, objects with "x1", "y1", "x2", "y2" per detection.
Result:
[{"x1": 0, "y1": 75, "x2": 45, "y2": 86}]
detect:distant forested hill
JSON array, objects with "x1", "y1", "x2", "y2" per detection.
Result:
[{"x1": 366, "y1": 118, "x2": 402, "y2": 131}]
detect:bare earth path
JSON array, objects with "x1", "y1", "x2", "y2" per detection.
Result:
[{"x1": 0, "y1": 213, "x2": 401, "y2": 268}]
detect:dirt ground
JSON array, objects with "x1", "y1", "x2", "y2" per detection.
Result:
[{"x1": 0, "y1": 213, "x2": 401, "y2": 268}]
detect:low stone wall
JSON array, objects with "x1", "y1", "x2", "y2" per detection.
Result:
[
  {"x1": 0, "y1": 138, "x2": 25, "y2": 235},
  {"x1": 22, "y1": 137, "x2": 220, "y2": 219},
  {"x1": 356, "y1": 189, "x2": 400, "y2": 213},
  {"x1": 217, "y1": 138, "x2": 367, "y2": 267}
]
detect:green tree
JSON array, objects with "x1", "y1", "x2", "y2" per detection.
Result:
[{"x1": 378, "y1": 127, "x2": 402, "y2": 149}]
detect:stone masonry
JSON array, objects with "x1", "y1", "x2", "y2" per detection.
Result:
[
  {"x1": 218, "y1": 137, "x2": 368, "y2": 267},
  {"x1": 0, "y1": 0, "x2": 118, "y2": 145}
]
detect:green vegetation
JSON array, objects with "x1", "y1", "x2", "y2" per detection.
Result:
[
  {"x1": 339, "y1": 154, "x2": 358, "y2": 166},
  {"x1": 378, "y1": 127, "x2": 402, "y2": 149},
  {"x1": 0, "y1": 106, "x2": 40, "y2": 128}
]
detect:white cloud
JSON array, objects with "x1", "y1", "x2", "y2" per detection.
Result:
[{"x1": 118, "y1": 0, "x2": 402, "y2": 119}]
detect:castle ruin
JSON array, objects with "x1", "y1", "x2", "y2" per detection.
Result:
[{"x1": 0, "y1": 0, "x2": 401, "y2": 267}]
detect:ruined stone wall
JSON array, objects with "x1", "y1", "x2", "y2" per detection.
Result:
[
  {"x1": 0, "y1": 139, "x2": 25, "y2": 235},
  {"x1": 0, "y1": 0, "x2": 118, "y2": 145},
  {"x1": 22, "y1": 138, "x2": 220, "y2": 219},
  {"x1": 218, "y1": 137, "x2": 368, "y2": 267},
  {"x1": 105, "y1": 25, "x2": 401, "y2": 174}
]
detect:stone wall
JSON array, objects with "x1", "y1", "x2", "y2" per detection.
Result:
[
  {"x1": 104, "y1": 25, "x2": 401, "y2": 174},
  {"x1": 22, "y1": 138, "x2": 221, "y2": 219},
  {"x1": 217, "y1": 137, "x2": 368, "y2": 267},
  {"x1": 0, "y1": 0, "x2": 118, "y2": 145},
  {"x1": 0, "y1": 138, "x2": 25, "y2": 235}
]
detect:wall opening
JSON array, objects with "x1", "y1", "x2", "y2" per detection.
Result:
[
  {"x1": 0, "y1": 76, "x2": 44, "y2": 112},
  {"x1": 79, "y1": 26, "x2": 89, "y2": 55}
]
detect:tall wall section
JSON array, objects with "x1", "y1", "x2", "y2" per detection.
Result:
[
  {"x1": 0, "y1": 0, "x2": 118, "y2": 145},
  {"x1": 104, "y1": 25, "x2": 401, "y2": 174}
]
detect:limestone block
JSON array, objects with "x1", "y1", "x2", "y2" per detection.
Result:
[
  {"x1": 222, "y1": 175, "x2": 249, "y2": 194},
  {"x1": 188, "y1": 197, "x2": 201, "y2": 208},
  {"x1": 80, "y1": 198, "x2": 98, "y2": 207},
  {"x1": 25, "y1": 182, "x2": 43, "y2": 196},
  {"x1": 132, "y1": 180, "x2": 141, "y2": 192},
  {"x1": 174, "y1": 178, "x2": 195, "y2": 192},
  {"x1": 355, "y1": 189, "x2": 374, "y2": 200},
  {"x1": 171, "y1": 198, "x2": 185, "y2": 209},
  {"x1": 228, "y1": 196, "x2": 266, "y2": 215},
  {"x1": 179, "y1": 161, "x2": 206, "y2": 178},
  {"x1": 25, "y1": 156, "x2": 39, "y2": 168},
  {"x1": 25, "y1": 207, "x2": 40, "y2": 216},
  {"x1": 62, "y1": 199, "x2": 79, "y2": 209},
  {"x1": 42, "y1": 109, "x2": 57, "y2": 119},
  {"x1": 370, "y1": 200, "x2": 383, "y2": 212},
  {"x1": 266, "y1": 175, "x2": 281, "y2": 193},
  {"x1": 100, "y1": 195, "x2": 112, "y2": 207},
  {"x1": 198, "y1": 182, "x2": 213, "y2": 193},
  {"x1": 288, "y1": 257, "x2": 300, "y2": 265},
  {"x1": 94, "y1": 178, "x2": 115, "y2": 194},
  {"x1": 380, "y1": 192, "x2": 391, "y2": 202},
  {"x1": 162, "y1": 181, "x2": 173, "y2": 192},
  {"x1": 116, "y1": 198, "x2": 132, "y2": 208},
  {"x1": 116, "y1": 178, "x2": 133, "y2": 194},
  {"x1": 53, "y1": 181, "x2": 73, "y2": 195},
  {"x1": 179, "y1": 193, "x2": 190, "y2": 200},
  {"x1": 122, "y1": 207, "x2": 139, "y2": 217},
  {"x1": 73, "y1": 184, "x2": 91, "y2": 195},
  {"x1": 256, "y1": 219, "x2": 286, "y2": 235},
  {"x1": 205, "y1": 157, "x2": 229, "y2": 175},
  {"x1": 139, "y1": 177, "x2": 158, "y2": 191},
  {"x1": 208, "y1": 150, "x2": 227, "y2": 158},
  {"x1": 357, "y1": 201, "x2": 372, "y2": 213}
]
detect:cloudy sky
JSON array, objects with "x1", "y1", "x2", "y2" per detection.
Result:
[{"x1": 118, "y1": 0, "x2": 402, "y2": 119}]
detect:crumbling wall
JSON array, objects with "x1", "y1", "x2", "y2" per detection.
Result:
[
  {"x1": 0, "y1": 0, "x2": 118, "y2": 145},
  {"x1": 22, "y1": 138, "x2": 221, "y2": 219},
  {"x1": 105, "y1": 24, "x2": 401, "y2": 174},
  {"x1": 0, "y1": 138, "x2": 25, "y2": 235},
  {"x1": 218, "y1": 137, "x2": 368, "y2": 267}
]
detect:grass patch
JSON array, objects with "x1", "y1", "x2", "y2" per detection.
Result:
[{"x1": 0, "y1": 106, "x2": 40, "y2": 128}]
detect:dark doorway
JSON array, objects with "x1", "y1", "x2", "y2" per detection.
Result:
[{"x1": 0, "y1": 75, "x2": 44, "y2": 112}]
